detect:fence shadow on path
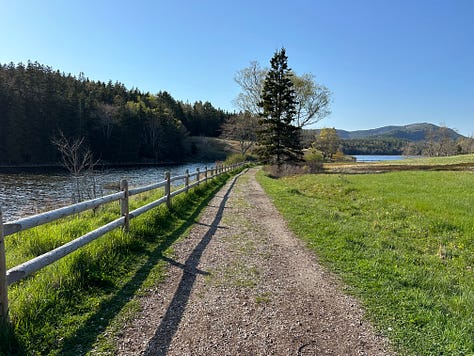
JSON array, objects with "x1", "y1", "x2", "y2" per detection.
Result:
[
  {"x1": 143, "y1": 172, "x2": 241, "y2": 356},
  {"x1": 56, "y1": 178, "x2": 231, "y2": 355}
]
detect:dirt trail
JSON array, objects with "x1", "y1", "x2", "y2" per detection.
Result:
[{"x1": 116, "y1": 167, "x2": 393, "y2": 355}]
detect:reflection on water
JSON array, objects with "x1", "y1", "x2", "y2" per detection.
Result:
[{"x1": 0, "y1": 163, "x2": 212, "y2": 222}]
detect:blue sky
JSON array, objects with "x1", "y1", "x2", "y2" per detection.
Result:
[{"x1": 1, "y1": 0, "x2": 473, "y2": 135}]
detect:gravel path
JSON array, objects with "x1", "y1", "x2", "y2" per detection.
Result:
[{"x1": 116, "y1": 167, "x2": 393, "y2": 355}]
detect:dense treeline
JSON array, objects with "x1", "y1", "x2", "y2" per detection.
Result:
[
  {"x1": 0, "y1": 61, "x2": 230, "y2": 165},
  {"x1": 341, "y1": 132, "x2": 474, "y2": 156},
  {"x1": 341, "y1": 138, "x2": 407, "y2": 155}
]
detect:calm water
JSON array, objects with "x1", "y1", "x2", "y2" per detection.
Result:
[
  {"x1": 0, "y1": 163, "x2": 213, "y2": 222},
  {"x1": 354, "y1": 155, "x2": 407, "y2": 162}
]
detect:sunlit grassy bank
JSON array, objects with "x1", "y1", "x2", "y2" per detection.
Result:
[
  {"x1": 257, "y1": 167, "x2": 474, "y2": 355},
  {"x1": 1, "y1": 172, "x2": 235, "y2": 355}
]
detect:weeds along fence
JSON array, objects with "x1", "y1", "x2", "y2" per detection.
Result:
[{"x1": 0, "y1": 162, "x2": 246, "y2": 321}]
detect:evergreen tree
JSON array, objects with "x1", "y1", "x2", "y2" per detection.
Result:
[
  {"x1": 257, "y1": 48, "x2": 302, "y2": 167},
  {"x1": 0, "y1": 61, "x2": 231, "y2": 165}
]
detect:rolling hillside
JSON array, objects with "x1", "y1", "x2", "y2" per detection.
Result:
[
  {"x1": 334, "y1": 123, "x2": 462, "y2": 141},
  {"x1": 302, "y1": 123, "x2": 466, "y2": 155}
]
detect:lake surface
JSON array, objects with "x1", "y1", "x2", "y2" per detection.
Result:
[
  {"x1": 0, "y1": 162, "x2": 213, "y2": 222},
  {"x1": 354, "y1": 155, "x2": 407, "y2": 162}
]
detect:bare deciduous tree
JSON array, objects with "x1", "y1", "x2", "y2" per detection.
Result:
[
  {"x1": 96, "y1": 102, "x2": 118, "y2": 140},
  {"x1": 52, "y1": 131, "x2": 96, "y2": 175},
  {"x1": 221, "y1": 112, "x2": 258, "y2": 155},
  {"x1": 52, "y1": 131, "x2": 99, "y2": 202},
  {"x1": 293, "y1": 73, "x2": 331, "y2": 128},
  {"x1": 233, "y1": 61, "x2": 331, "y2": 128},
  {"x1": 233, "y1": 61, "x2": 266, "y2": 115},
  {"x1": 457, "y1": 135, "x2": 474, "y2": 154},
  {"x1": 425, "y1": 126, "x2": 457, "y2": 157}
]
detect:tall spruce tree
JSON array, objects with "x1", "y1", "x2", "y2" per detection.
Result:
[{"x1": 257, "y1": 48, "x2": 302, "y2": 167}]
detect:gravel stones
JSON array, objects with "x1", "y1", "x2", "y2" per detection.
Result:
[{"x1": 116, "y1": 168, "x2": 393, "y2": 355}]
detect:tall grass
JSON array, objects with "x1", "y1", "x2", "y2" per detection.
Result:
[
  {"x1": 257, "y1": 169, "x2": 474, "y2": 355},
  {"x1": 1, "y1": 171, "x2": 234, "y2": 355}
]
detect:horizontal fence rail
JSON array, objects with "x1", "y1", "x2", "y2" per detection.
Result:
[
  {"x1": 3, "y1": 191, "x2": 125, "y2": 237},
  {"x1": 0, "y1": 162, "x2": 246, "y2": 320}
]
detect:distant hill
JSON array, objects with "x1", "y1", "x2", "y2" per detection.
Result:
[
  {"x1": 334, "y1": 123, "x2": 463, "y2": 141},
  {"x1": 302, "y1": 123, "x2": 465, "y2": 155}
]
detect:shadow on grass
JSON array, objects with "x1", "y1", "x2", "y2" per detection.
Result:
[
  {"x1": 0, "y1": 319, "x2": 24, "y2": 355},
  {"x1": 56, "y1": 177, "x2": 231, "y2": 355},
  {"x1": 143, "y1": 171, "x2": 240, "y2": 355}
]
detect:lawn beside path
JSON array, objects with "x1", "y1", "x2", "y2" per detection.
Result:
[{"x1": 116, "y1": 167, "x2": 392, "y2": 355}]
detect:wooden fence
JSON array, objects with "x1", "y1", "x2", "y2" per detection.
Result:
[{"x1": 0, "y1": 162, "x2": 245, "y2": 321}]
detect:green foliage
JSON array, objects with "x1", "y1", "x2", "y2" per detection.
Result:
[
  {"x1": 337, "y1": 124, "x2": 472, "y2": 156},
  {"x1": 0, "y1": 61, "x2": 230, "y2": 166},
  {"x1": 302, "y1": 147, "x2": 325, "y2": 173},
  {"x1": 180, "y1": 100, "x2": 229, "y2": 138},
  {"x1": 312, "y1": 127, "x2": 341, "y2": 160},
  {"x1": 342, "y1": 137, "x2": 407, "y2": 155},
  {"x1": 224, "y1": 153, "x2": 247, "y2": 165},
  {"x1": 257, "y1": 169, "x2": 474, "y2": 355},
  {"x1": 304, "y1": 147, "x2": 324, "y2": 162},
  {"x1": 338, "y1": 123, "x2": 461, "y2": 141},
  {"x1": 1, "y1": 172, "x2": 233, "y2": 355},
  {"x1": 332, "y1": 151, "x2": 353, "y2": 162},
  {"x1": 187, "y1": 136, "x2": 229, "y2": 161},
  {"x1": 257, "y1": 48, "x2": 302, "y2": 167}
]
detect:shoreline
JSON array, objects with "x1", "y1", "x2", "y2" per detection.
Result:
[{"x1": 0, "y1": 160, "x2": 214, "y2": 174}]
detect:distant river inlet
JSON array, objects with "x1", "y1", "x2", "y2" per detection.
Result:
[
  {"x1": 0, "y1": 163, "x2": 213, "y2": 222},
  {"x1": 354, "y1": 155, "x2": 408, "y2": 162}
]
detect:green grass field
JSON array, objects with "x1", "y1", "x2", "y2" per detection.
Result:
[
  {"x1": 257, "y1": 166, "x2": 474, "y2": 355},
  {"x1": 1, "y1": 172, "x2": 234, "y2": 355}
]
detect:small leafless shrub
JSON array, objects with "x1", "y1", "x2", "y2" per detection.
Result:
[{"x1": 51, "y1": 131, "x2": 100, "y2": 203}]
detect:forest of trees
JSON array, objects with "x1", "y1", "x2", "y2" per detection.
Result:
[
  {"x1": 341, "y1": 131, "x2": 474, "y2": 157},
  {"x1": 302, "y1": 127, "x2": 474, "y2": 157},
  {"x1": 341, "y1": 138, "x2": 407, "y2": 155},
  {"x1": 0, "y1": 61, "x2": 231, "y2": 166}
]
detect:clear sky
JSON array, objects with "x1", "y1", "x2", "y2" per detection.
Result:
[{"x1": 1, "y1": 0, "x2": 473, "y2": 135}]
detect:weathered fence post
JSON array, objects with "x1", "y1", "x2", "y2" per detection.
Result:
[
  {"x1": 204, "y1": 166, "x2": 208, "y2": 184},
  {"x1": 120, "y1": 179, "x2": 130, "y2": 232},
  {"x1": 185, "y1": 169, "x2": 190, "y2": 193},
  {"x1": 0, "y1": 208, "x2": 9, "y2": 322},
  {"x1": 165, "y1": 171, "x2": 171, "y2": 209},
  {"x1": 196, "y1": 168, "x2": 200, "y2": 186}
]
